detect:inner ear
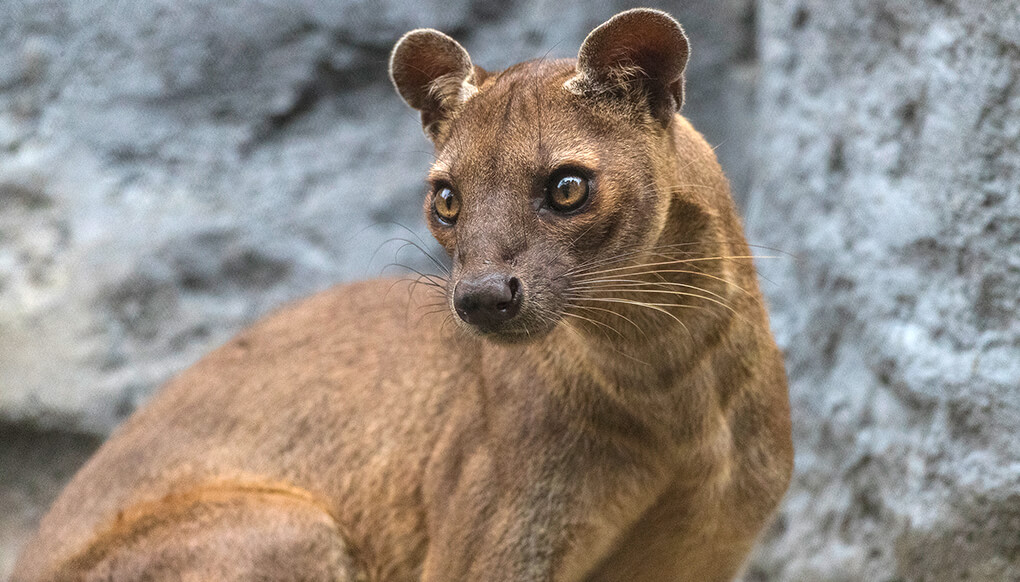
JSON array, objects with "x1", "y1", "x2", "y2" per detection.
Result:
[
  {"x1": 570, "y1": 9, "x2": 690, "y2": 125},
  {"x1": 389, "y1": 29, "x2": 478, "y2": 140}
]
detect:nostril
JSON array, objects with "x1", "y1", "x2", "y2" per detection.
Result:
[
  {"x1": 496, "y1": 277, "x2": 521, "y2": 312},
  {"x1": 507, "y1": 277, "x2": 521, "y2": 299}
]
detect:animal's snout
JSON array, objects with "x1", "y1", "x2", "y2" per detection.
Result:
[{"x1": 454, "y1": 274, "x2": 522, "y2": 330}]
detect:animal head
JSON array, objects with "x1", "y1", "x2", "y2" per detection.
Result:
[{"x1": 390, "y1": 9, "x2": 692, "y2": 343}]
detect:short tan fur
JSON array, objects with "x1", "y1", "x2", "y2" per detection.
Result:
[{"x1": 13, "y1": 9, "x2": 792, "y2": 582}]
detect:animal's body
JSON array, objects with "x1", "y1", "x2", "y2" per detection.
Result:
[{"x1": 13, "y1": 10, "x2": 792, "y2": 582}]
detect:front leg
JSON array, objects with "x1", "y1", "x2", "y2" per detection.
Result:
[{"x1": 422, "y1": 419, "x2": 672, "y2": 582}]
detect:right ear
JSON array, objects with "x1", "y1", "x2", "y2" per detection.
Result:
[
  {"x1": 389, "y1": 29, "x2": 479, "y2": 141},
  {"x1": 566, "y1": 9, "x2": 690, "y2": 126}
]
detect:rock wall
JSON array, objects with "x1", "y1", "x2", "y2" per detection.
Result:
[
  {"x1": 4, "y1": 0, "x2": 1017, "y2": 580},
  {"x1": 743, "y1": 0, "x2": 1020, "y2": 580}
]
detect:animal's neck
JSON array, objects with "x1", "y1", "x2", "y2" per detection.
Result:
[{"x1": 489, "y1": 304, "x2": 727, "y2": 453}]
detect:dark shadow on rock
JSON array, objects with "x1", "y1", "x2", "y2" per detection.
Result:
[{"x1": 0, "y1": 422, "x2": 103, "y2": 580}]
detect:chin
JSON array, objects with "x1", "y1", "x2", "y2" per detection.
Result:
[{"x1": 471, "y1": 320, "x2": 559, "y2": 345}]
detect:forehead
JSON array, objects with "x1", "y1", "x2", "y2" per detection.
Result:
[{"x1": 433, "y1": 59, "x2": 606, "y2": 178}]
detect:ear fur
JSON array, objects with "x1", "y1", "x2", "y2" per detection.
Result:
[
  {"x1": 389, "y1": 29, "x2": 479, "y2": 140},
  {"x1": 567, "y1": 9, "x2": 690, "y2": 126}
]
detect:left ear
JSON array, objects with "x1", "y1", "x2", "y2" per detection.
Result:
[
  {"x1": 390, "y1": 28, "x2": 480, "y2": 141},
  {"x1": 567, "y1": 9, "x2": 690, "y2": 126}
]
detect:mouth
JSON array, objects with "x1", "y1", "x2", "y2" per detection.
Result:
[
  {"x1": 461, "y1": 312, "x2": 558, "y2": 344},
  {"x1": 476, "y1": 326, "x2": 539, "y2": 344},
  {"x1": 476, "y1": 329, "x2": 547, "y2": 346}
]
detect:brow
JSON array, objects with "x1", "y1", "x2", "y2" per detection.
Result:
[{"x1": 547, "y1": 149, "x2": 601, "y2": 170}]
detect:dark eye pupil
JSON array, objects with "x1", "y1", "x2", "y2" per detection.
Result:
[
  {"x1": 558, "y1": 177, "x2": 581, "y2": 197},
  {"x1": 548, "y1": 174, "x2": 588, "y2": 211},
  {"x1": 434, "y1": 187, "x2": 459, "y2": 223}
]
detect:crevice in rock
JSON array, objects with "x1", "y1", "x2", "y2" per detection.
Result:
[
  {"x1": 244, "y1": 39, "x2": 391, "y2": 152},
  {"x1": 736, "y1": 0, "x2": 759, "y2": 63},
  {"x1": 0, "y1": 421, "x2": 103, "y2": 576},
  {"x1": 792, "y1": 6, "x2": 809, "y2": 30}
]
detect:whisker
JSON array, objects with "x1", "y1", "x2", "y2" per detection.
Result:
[
  {"x1": 565, "y1": 303, "x2": 649, "y2": 341},
  {"x1": 568, "y1": 275, "x2": 756, "y2": 318},
  {"x1": 564, "y1": 241, "x2": 711, "y2": 276},
  {"x1": 411, "y1": 307, "x2": 451, "y2": 327},
  {"x1": 439, "y1": 313, "x2": 456, "y2": 335},
  {"x1": 565, "y1": 295, "x2": 705, "y2": 311},
  {"x1": 561, "y1": 311, "x2": 624, "y2": 340},
  {"x1": 572, "y1": 269, "x2": 757, "y2": 299},
  {"x1": 569, "y1": 286, "x2": 740, "y2": 319},
  {"x1": 565, "y1": 240, "x2": 793, "y2": 278},
  {"x1": 405, "y1": 275, "x2": 446, "y2": 292},
  {"x1": 564, "y1": 297, "x2": 693, "y2": 340},
  {"x1": 407, "y1": 276, "x2": 445, "y2": 321},
  {"x1": 560, "y1": 315, "x2": 653, "y2": 367},
  {"x1": 381, "y1": 262, "x2": 448, "y2": 287},
  {"x1": 371, "y1": 221, "x2": 452, "y2": 272},
  {"x1": 385, "y1": 237, "x2": 452, "y2": 276},
  {"x1": 570, "y1": 277, "x2": 737, "y2": 305},
  {"x1": 572, "y1": 255, "x2": 781, "y2": 280}
]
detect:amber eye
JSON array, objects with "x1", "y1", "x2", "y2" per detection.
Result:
[
  {"x1": 546, "y1": 172, "x2": 590, "y2": 213},
  {"x1": 433, "y1": 187, "x2": 460, "y2": 225}
]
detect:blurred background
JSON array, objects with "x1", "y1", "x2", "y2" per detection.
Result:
[{"x1": 1, "y1": 0, "x2": 1017, "y2": 580}]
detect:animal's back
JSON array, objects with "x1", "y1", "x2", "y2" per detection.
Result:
[{"x1": 12, "y1": 279, "x2": 468, "y2": 582}]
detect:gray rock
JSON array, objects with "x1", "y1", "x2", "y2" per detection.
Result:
[
  {"x1": 742, "y1": 0, "x2": 1020, "y2": 580},
  {"x1": 15, "y1": 1, "x2": 1016, "y2": 580}
]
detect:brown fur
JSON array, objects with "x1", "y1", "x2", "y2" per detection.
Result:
[{"x1": 12, "y1": 9, "x2": 792, "y2": 582}]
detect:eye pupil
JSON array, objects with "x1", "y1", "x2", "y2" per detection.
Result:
[
  {"x1": 558, "y1": 177, "x2": 580, "y2": 198},
  {"x1": 433, "y1": 187, "x2": 460, "y2": 224},
  {"x1": 547, "y1": 173, "x2": 589, "y2": 212}
]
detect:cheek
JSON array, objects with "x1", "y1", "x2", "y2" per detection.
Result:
[
  {"x1": 427, "y1": 224, "x2": 456, "y2": 255},
  {"x1": 570, "y1": 205, "x2": 626, "y2": 257},
  {"x1": 423, "y1": 208, "x2": 457, "y2": 254},
  {"x1": 576, "y1": 174, "x2": 664, "y2": 259},
  {"x1": 511, "y1": 238, "x2": 573, "y2": 288}
]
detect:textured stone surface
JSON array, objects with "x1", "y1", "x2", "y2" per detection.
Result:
[
  {"x1": 7, "y1": 0, "x2": 1017, "y2": 580},
  {"x1": 742, "y1": 1, "x2": 1020, "y2": 580}
]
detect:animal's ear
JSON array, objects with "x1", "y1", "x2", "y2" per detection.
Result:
[
  {"x1": 390, "y1": 29, "x2": 479, "y2": 141},
  {"x1": 568, "y1": 9, "x2": 690, "y2": 126}
]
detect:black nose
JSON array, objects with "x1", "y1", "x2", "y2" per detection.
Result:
[{"x1": 454, "y1": 275, "x2": 522, "y2": 329}]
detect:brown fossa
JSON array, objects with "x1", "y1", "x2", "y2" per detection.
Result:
[{"x1": 12, "y1": 9, "x2": 792, "y2": 582}]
